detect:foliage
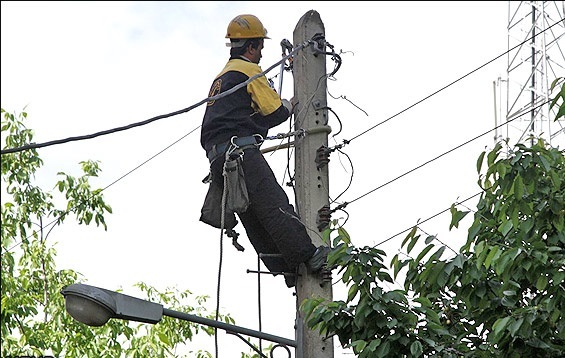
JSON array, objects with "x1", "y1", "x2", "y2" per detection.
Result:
[
  {"x1": 302, "y1": 226, "x2": 426, "y2": 358},
  {"x1": 399, "y1": 136, "x2": 564, "y2": 357},
  {"x1": 302, "y1": 81, "x2": 565, "y2": 357},
  {"x1": 549, "y1": 77, "x2": 564, "y2": 121},
  {"x1": 0, "y1": 108, "x2": 232, "y2": 357}
]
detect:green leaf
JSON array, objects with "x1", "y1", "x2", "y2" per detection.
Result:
[
  {"x1": 468, "y1": 220, "x2": 482, "y2": 242},
  {"x1": 477, "y1": 150, "x2": 486, "y2": 174},
  {"x1": 410, "y1": 341, "x2": 423, "y2": 356},
  {"x1": 536, "y1": 275, "x2": 548, "y2": 291},
  {"x1": 347, "y1": 283, "x2": 359, "y2": 302},
  {"x1": 484, "y1": 245, "x2": 501, "y2": 269},
  {"x1": 157, "y1": 332, "x2": 170, "y2": 345},
  {"x1": 508, "y1": 317, "x2": 524, "y2": 337},
  {"x1": 427, "y1": 261, "x2": 446, "y2": 286},
  {"x1": 351, "y1": 340, "x2": 367, "y2": 352},
  {"x1": 554, "y1": 271, "x2": 565, "y2": 287},
  {"x1": 553, "y1": 213, "x2": 564, "y2": 232},
  {"x1": 413, "y1": 296, "x2": 432, "y2": 307},
  {"x1": 493, "y1": 316, "x2": 511, "y2": 337},
  {"x1": 449, "y1": 205, "x2": 469, "y2": 230},
  {"x1": 488, "y1": 143, "x2": 502, "y2": 167},
  {"x1": 538, "y1": 154, "x2": 552, "y2": 171},
  {"x1": 367, "y1": 339, "x2": 381, "y2": 351},
  {"x1": 321, "y1": 227, "x2": 332, "y2": 243},
  {"x1": 424, "y1": 235, "x2": 436, "y2": 244},
  {"x1": 498, "y1": 220, "x2": 513, "y2": 236},
  {"x1": 375, "y1": 340, "x2": 390, "y2": 356},
  {"x1": 528, "y1": 337, "x2": 551, "y2": 349},
  {"x1": 392, "y1": 256, "x2": 410, "y2": 279},
  {"x1": 549, "y1": 77, "x2": 563, "y2": 91},
  {"x1": 415, "y1": 244, "x2": 434, "y2": 263},
  {"x1": 402, "y1": 226, "x2": 418, "y2": 248},
  {"x1": 430, "y1": 246, "x2": 445, "y2": 261},
  {"x1": 494, "y1": 247, "x2": 520, "y2": 276},
  {"x1": 452, "y1": 254, "x2": 464, "y2": 268},
  {"x1": 407, "y1": 233, "x2": 420, "y2": 254},
  {"x1": 337, "y1": 226, "x2": 351, "y2": 244},
  {"x1": 513, "y1": 175, "x2": 524, "y2": 198},
  {"x1": 426, "y1": 308, "x2": 441, "y2": 324}
]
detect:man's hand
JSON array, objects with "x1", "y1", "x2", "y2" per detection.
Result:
[
  {"x1": 282, "y1": 97, "x2": 298, "y2": 115},
  {"x1": 282, "y1": 98, "x2": 293, "y2": 114}
]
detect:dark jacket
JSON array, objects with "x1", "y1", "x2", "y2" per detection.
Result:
[{"x1": 200, "y1": 56, "x2": 289, "y2": 152}]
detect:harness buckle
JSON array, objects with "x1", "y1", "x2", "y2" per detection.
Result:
[
  {"x1": 252, "y1": 134, "x2": 264, "y2": 146},
  {"x1": 230, "y1": 134, "x2": 264, "y2": 149},
  {"x1": 229, "y1": 135, "x2": 239, "y2": 148},
  {"x1": 208, "y1": 134, "x2": 264, "y2": 163}
]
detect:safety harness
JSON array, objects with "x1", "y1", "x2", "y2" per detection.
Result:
[
  {"x1": 207, "y1": 134, "x2": 264, "y2": 163},
  {"x1": 201, "y1": 134, "x2": 265, "y2": 251}
]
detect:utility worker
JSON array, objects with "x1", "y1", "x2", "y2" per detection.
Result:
[{"x1": 200, "y1": 14, "x2": 329, "y2": 287}]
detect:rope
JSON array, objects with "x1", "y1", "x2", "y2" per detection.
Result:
[{"x1": 214, "y1": 151, "x2": 230, "y2": 357}]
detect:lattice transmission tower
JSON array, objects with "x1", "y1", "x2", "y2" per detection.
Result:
[{"x1": 494, "y1": 1, "x2": 565, "y2": 147}]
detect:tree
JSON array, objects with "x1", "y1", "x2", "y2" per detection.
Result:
[
  {"x1": 1, "y1": 108, "x2": 234, "y2": 357},
  {"x1": 302, "y1": 78, "x2": 565, "y2": 357}
]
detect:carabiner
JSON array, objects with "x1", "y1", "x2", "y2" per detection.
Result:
[
  {"x1": 230, "y1": 135, "x2": 239, "y2": 148},
  {"x1": 252, "y1": 134, "x2": 264, "y2": 146}
]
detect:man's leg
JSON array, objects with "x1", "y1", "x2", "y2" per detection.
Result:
[
  {"x1": 210, "y1": 152, "x2": 296, "y2": 285},
  {"x1": 241, "y1": 150, "x2": 317, "y2": 270},
  {"x1": 236, "y1": 208, "x2": 290, "y2": 273}
]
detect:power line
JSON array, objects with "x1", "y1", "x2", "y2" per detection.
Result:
[
  {"x1": 343, "y1": 18, "x2": 563, "y2": 145},
  {"x1": 0, "y1": 39, "x2": 312, "y2": 155},
  {"x1": 321, "y1": 19, "x2": 562, "y2": 214},
  {"x1": 3, "y1": 125, "x2": 201, "y2": 255},
  {"x1": 372, "y1": 192, "x2": 481, "y2": 249},
  {"x1": 4, "y1": 19, "x2": 558, "y2": 158},
  {"x1": 331, "y1": 98, "x2": 550, "y2": 214},
  {"x1": 1, "y1": 38, "x2": 320, "y2": 254}
]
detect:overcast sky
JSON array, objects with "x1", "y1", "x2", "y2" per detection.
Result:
[{"x1": 2, "y1": 1, "x2": 552, "y2": 356}]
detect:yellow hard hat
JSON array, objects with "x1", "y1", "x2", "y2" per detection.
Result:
[{"x1": 226, "y1": 14, "x2": 270, "y2": 39}]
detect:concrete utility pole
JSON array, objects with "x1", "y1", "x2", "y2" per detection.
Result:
[{"x1": 292, "y1": 10, "x2": 334, "y2": 358}]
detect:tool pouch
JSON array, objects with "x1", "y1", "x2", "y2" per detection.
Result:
[
  {"x1": 224, "y1": 155, "x2": 250, "y2": 213},
  {"x1": 200, "y1": 173, "x2": 237, "y2": 230}
]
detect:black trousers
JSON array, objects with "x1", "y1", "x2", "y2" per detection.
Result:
[{"x1": 210, "y1": 148, "x2": 317, "y2": 275}]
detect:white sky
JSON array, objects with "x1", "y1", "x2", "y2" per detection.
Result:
[{"x1": 2, "y1": 1, "x2": 543, "y2": 356}]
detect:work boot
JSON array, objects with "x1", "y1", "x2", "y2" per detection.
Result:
[
  {"x1": 306, "y1": 246, "x2": 330, "y2": 273},
  {"x1": 284, "y1": 273, "x2": 297, "y2": 288}
]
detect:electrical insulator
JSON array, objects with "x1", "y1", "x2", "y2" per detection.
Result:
[
  {"x1": 317, "y1": 205, "x2": 331, "y2": 231},
  {"x1": 315, "y1": 145, "x2": 330, "y2": 169}
]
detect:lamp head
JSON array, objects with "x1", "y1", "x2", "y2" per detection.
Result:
[
  {"x1": 61, "y1": 283, "x2": 163, "y2": 326},
  {"x1": 61, "y1": 283, "x2": 116, "y2": 326}
]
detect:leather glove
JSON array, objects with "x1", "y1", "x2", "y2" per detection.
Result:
[{"x1": 282, "y1": 98, "x2": 293, "y2": 114}]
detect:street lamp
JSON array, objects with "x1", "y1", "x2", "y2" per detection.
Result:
[
  {"x1": 61, "y1": 283, "x2": 296, "y2": 351},
  {"x1": 61, "y1": 283, "x2": 161, "y2": 326}
]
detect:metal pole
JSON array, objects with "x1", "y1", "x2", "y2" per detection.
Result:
[{"x1": 163, "y1": 308, "x2": 296, "y2": 347}]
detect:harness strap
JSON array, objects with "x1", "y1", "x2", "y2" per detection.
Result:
[{"x1": 207, "y1": 134, "x2": 263, "y2": 163}]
